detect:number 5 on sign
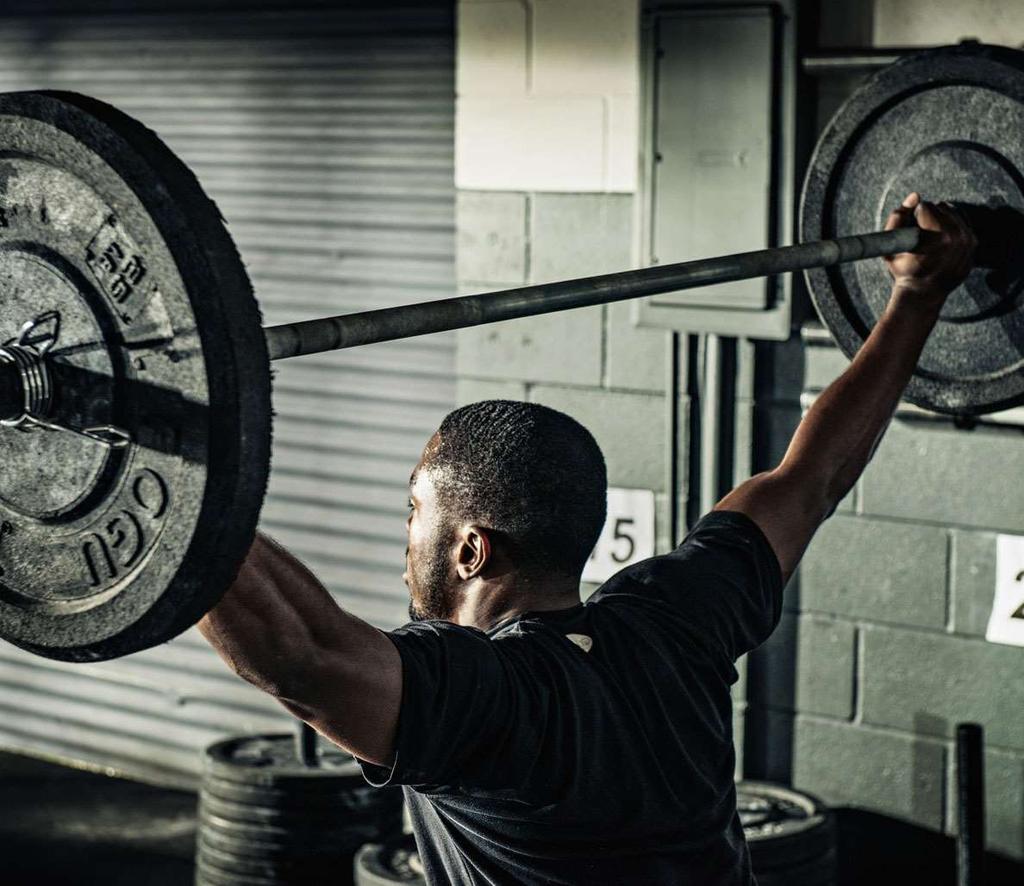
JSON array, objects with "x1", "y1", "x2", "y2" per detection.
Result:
[
  {"x1": 582, "y1": 488, "x2": 656, "y2": 584},
  {"x1": 987, "y1": 534, "x2": 1024, "y2": 647}
]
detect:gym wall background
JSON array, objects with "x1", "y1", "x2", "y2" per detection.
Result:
[
  {"x1": 455, "y1": 0, "x2": 1024, "y2": 864},
  {"x1": 0, "y1": 0, "x2": 1018, "y2": 870}
]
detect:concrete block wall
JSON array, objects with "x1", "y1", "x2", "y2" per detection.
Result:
[
  {"x1": 454, "y1": 0, "x2": 755, "y2": 761},
  {"x1": 758, "y1": 338, "x2": 1024, "y2": 860},
  {"x1": 457, "y1": 0, "x2": 639, "y2": 192},
  {"x1": 765, "y1": 1, "x2": 1024, "y2": 861},
  {"x1": 457, "y1": 0, "x2": 1024, "y2": 859},
  {"x1": 454, "y1": 0, "x2": 670, "y2": 544}
]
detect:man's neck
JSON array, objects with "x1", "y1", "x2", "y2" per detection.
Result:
[{"x1": 452, "y1": 573, "x2": 581, "y2": 632}]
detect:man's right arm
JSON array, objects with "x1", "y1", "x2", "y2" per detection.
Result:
[{"x1": 715, "y1": 193, "x2": 975, "y2": 581}]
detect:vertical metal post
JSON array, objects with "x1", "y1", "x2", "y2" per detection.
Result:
[
  {"x1": 956, "y1": 722, "x2": 985, "y2": 886},
  {"x1": 699, "y1": 334, "x2": 721, "y2": 516},
  {"x1": 296, "y1": 721, "x2": 319, "y2": 768}
]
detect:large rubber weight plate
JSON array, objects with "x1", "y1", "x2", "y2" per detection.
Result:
[
  {"x1": 0, "y1": 92, "x2": 271, "y2": 660},
  {"x1": 802, "y1": 43, "x2": 1024, "y2": 415}
]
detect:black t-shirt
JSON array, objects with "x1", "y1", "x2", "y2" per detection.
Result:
[{"x1": 360, "y1": 511, "x2": 783, "y2": 885}]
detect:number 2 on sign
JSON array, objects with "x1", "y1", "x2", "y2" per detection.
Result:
[
  {"x1": 986, "y1": 535, "x2": 1024, "y2": 647},
  {"x1": 1012, "y1": 570, "x2": 1024, "y2": 620}
]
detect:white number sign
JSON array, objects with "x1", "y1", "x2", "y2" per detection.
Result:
[
  {"x1": 582, "y1": 487, "x2": 656, "y2": 584},
  {"x1": 987, "y1": 534, "x2": 1024, "y2": 647}
]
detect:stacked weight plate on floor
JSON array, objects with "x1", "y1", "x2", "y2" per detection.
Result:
[
  {"x1": 738, "y1": 782, "x2": 836, "y2": 886},
  {"x1": 197, "y1": 734, "x2": 403, "y2": 886}
]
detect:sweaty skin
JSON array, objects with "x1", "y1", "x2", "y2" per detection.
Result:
[{"x1": 198, "y1": 191, "x2": 974, "y2": 767}]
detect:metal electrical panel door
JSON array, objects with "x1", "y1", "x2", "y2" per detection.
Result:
[{"x1": 636, "y1": 4, "x2": 794, "y2": 340}]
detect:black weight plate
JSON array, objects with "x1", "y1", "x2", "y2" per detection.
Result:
[
  {"x1": 737, "y1": 781, "x2": 835, "y2": 870},
  {"x1": 204, "y1": 734, "x2": 367, "y2": 787},
  {"x1": 198, "y1": 836, "x2": 352, "y2": 879},
  {"x1": 0, "y1": 91, "x2": 271, "y2": 660},
  {"x1": 200, "y1": 790, "x2": 402, "y2": 832},
  {"x1": 199, "y1": 808, "x2": 383, "y2": 853},
  {"x1": 199, "y1": 786, "x2": 387, "y2": 823},
  {"x1": 199, "y1": 782, "x2": 395, "y2": 815},
  {"x1": 197, "y1": 858, "x2": 350, "y2": 886},
  {"x1": 199, "y1": 823, "x2": 369, "y2": 859},
  {"x1": 196, "y1": 863, "x2": 277, "y2": 886},
  {"x1": 802, "y1": 43, "x2": 1024, "y2": 415}
]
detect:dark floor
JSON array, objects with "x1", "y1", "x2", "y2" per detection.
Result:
[
  {"x1": 0, "y1": 750, "x2": 1021, "y2": 886},
  {"x1": 0, "y1": 751, "x2": 195, "y2": 886}
]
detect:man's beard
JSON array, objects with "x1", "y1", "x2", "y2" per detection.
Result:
[{"x1": 408, "y1": 530, "x2": 454, "y2": 622}]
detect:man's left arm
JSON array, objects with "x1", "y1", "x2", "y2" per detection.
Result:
[
  {"x1": 197, "y1": 533, "x2": 402, "y2": 766},
  {"x1": 715, "y1": 194, "x2": 974, "y2": 583}
]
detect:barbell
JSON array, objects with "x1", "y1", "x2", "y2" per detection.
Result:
[{"x1": 0, "y1": 42, "x2": 1021, "y2": 661}]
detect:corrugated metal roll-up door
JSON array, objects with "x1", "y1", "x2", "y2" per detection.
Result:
[{"x1": 0, "y1": 2, "x2": 455, "y2": 786}]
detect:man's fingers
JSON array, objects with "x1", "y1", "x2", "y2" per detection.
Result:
[
  {"x1": 884, "y1": 193, "x2": 922, "y2": 231},
  {"x1": 913, "y1": 200, "x2": 946, "y2": 232},
  {"x1": 884, "y1": 204, "x2": 915, "y2": 232}
]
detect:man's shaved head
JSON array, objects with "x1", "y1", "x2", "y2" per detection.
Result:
[{"x1": 421, "y1": 400, "x2": 607, "y2": 578}]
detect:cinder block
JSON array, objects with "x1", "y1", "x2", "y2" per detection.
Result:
[
  {"x1": 804, "y1": 341, "x2": 850, "y2": 391},
  {"x1": 945, "y1": 745, "x2": 1024, "y2": 860},
  {"x1": 530, "y1": 193, "x2": 633, "y2": 282},
  {"x1": 752, "y1": 613, "x2": 856, "y2": 720},
  {"x1": 798, "y1": 615, "x2": 856, "y2": 719},
  {"x1": 799, "y1": 515, "x2": 948, "y2": 629},
  {"x1": 456, "y1": 1, "x2": 528, "y2": 96},
  {"x1": 456, "y1": 304, "x2": 604, "y2": 385},
  {"x1": 531, "y1": 0, "x2": 639, "y2": 96},
  {"x1": 950, "y1": 530, "x2": 998, "y2": 637},
  {"x1": 860, "y1": 625, "x2": 1024, "y2": 749},
  {"x1": 456, "y1": 191, "x2": 528, "y2": 284},
  {"x1": 860, "y1": 420, "x2": 1024, "y2": 531},
  {"x1": 606, "y1": 303, "x2": 667, "y2": 393},
  {"x1": 456, "y1": 96, "x2": 607, "y2": 191},
  {"x1": 873, "y1": 0, "x2": 1024, "y2": 48},
  {"x1": 529, "y1": 385, "x2": 665, "y2": 490},
  {"x1": 455, "y1": 377, "x2": 529, "y2": 406},
  {"x1": 606, "y1": 93, "x2": 639, "y2": 192},
  {"x1": 793, "y1": 716, "x2": 946, "y2": 830}
]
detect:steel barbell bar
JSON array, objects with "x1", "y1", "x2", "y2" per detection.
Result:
[{"x1": 262, "y1": 226, "x2": 932, "y2": 361}]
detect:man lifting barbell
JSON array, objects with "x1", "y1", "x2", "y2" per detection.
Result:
[{"x1": 197, "y1": 193, "x2": 975, "y2": 885}]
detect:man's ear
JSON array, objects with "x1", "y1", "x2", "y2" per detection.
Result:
[{"x1": 455, "y1": 525, "x2": 491, "y2": 580}]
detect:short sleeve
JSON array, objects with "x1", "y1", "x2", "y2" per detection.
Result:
[
  {"x1": 593, "y1": 510, "x2": 783, "y2": 661},
  {"x1": 359, "y1": 621, "x2": 553, "y2": 791}
]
